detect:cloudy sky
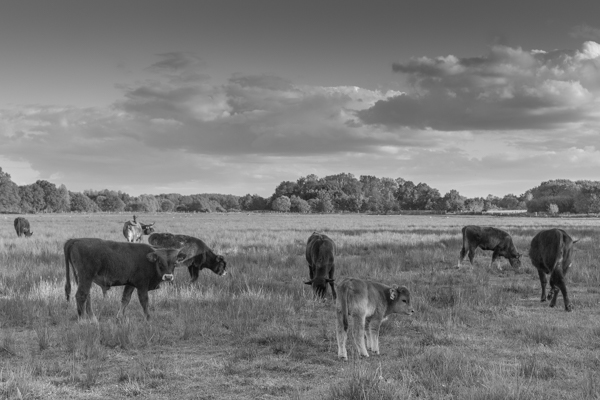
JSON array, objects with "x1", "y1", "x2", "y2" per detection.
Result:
[{"x1": 1, "y1": 1, "x2": 599, "y2": 198}]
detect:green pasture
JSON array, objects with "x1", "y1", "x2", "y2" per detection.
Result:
[{"x1": 0, "y1": 213, "x2": 599, "y2": 399}]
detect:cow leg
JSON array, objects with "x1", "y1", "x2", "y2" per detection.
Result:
[
  {"x1": 75, "y1": 284, "x2": 92, "y2": 320},
  {"x1": 308, "y1": 264, "x2": 314, "y2": 280},
  {"x1": 367, "y1": 317, "x2": 382, "y2": 355},
  {"x1": 548, "y1": 273, "x2": 559, "y2": 307},
  {"x1": 137, "y1": 288, "x2": 151, "y2": 320},
  {"x1": 117, "y1": 285, "x2": 135, "y2": 319},
  {"x1": 329, "y1": 267, "x2": 337, "y2": 300},
  {"x1": 336, "y1": 307, "x2": 348, "y2": 360},
  {"x1": 537, "y1": 269, "x2": 548, "y2": 302},
  {"x1": 458, "y1": 246, "x2": 468, "y2": 267},
  {"x1": 490, "y1": 250, "x2": 502, "y2": 270},
  {"x1": 352, "y1": 314, "x2": 369, "y2": 358},
  {"x1": 468, "y1": 246, "x2": 476, "y2": 265},
  {"x1": 188, "y1": 266, "x2": 199, "y2": 283},
  {"x1": 550, "y1": 271, "x2": 572, "y2": 311}
]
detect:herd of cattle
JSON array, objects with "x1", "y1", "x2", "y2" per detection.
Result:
[{"x1": 11, "y1": 216, "x2": 578, "y2": 359}]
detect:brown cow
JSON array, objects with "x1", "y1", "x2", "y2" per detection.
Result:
[
  {"x1": 529, "y1": 228, "x2": 577, "y2": 311},
  {"x1": 64, "y1": 238, "x2": 185, "y2": 320},
  {"x1": 459, "y1": 225, "x2": 521, "y2": 269},
  {"x1": 336, "y1": 277, "x2": 414, "y2": 360},
  {"x1": 148, "y1": 233, "x2": 227, "y2": 282},
  {"x1": 14, "y1": 217, "x2": 33, "y2": 237},
  {"x1": 305, "y1": 232, "x2": 336, "y2": 299}
]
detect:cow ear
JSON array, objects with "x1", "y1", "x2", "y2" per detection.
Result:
[
  {"x1": 304, "y1": 280, "x2": 312, "y2": 285},
  {"x1": 146, "y1": 252, "x2": 159, "y2": 263},
  {"x1": 389, "y1": 288, "x2": 397, "y2": 300}
]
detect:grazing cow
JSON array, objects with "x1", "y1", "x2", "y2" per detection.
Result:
[
  {"x1": 336, "y1": 277, "x2": 414, "y2": 360},
  {"x1": 305, "y1": 232, "x2": 336, "y2": 299},
  {"x1": 458, "y1": 225, "x2": 521, "y2": 269},
  {"x1": 122, "y1": 215, "x2": 155, "y2": 242},
  {"x1": 529, "y1": 229, "x2": 577, "y2": 311},
  {"x1": 148, "y1": 233, "x2": 227, "y2": 282},
  {"x1": 64, "y1": 238, "x2": 186, "y2": 320},
  {"x1": 14, "y1": 217, "x2": 33, "y2": 237}
]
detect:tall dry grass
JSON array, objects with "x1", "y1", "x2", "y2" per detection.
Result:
[{"x1": 0, "y1": 212, "x2": 599, "y2": 399}]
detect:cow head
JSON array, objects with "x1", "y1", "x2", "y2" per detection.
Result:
[
  {"x1": 389, "y1": 286, "x2": 414, "y2": 316},
  {"x1": 142, "y1": 223, "x2": 156, "y2": 235},
  {"x1": 147, "y1": 248, "x2": 187, "y2": 282},
  {"x1": 212, "y1": 255, "x2": 228, "y2": 276},
  {"x1": 24, "y1": 230, "x2": 33, "y2": 237},
  {"x1": 508, "y1": 252, "x2": 522, "y2": 269},
  {"x1": 304, "y1": 277, "x2": 334, "y2": 299}
]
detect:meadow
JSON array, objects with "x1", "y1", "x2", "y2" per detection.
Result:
[{"x1": 0, "y1": 212, "x2": 599, "y2": 400}]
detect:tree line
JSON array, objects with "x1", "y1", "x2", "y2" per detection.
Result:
[{"x1": 1, "y1": 167, "x2": 599, "y2": 214}]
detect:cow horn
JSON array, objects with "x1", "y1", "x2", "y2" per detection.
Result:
[
  {"x1": 572, "y1": 239, "x2": 579, "y2": 244},
  {"x1": 304, "y1": 280, "x2": 313, "y2": 285}
]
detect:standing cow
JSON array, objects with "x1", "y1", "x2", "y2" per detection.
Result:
[
  {"x1": 305, "y1": 232, "x2": 336, "y2": 299},
  {"x1": 458, "y1": 226, "x2": 521, "y2": 269},
  {"x1": 336, "y1": 277, "x2": 414, "y2": 360},
  {"x1": 123, "y1": 215, "x2": 155, "y2": 243},
  {"x1": 14, "y1": 217, "x2": 33, "y2": 237},
  {"x1": 529, "y1": 229, "x2": 577, "y2": 311},
  {"x1": 148, "y1": 233, "x2": 227, "y2": 282},
  {"x1": 64, "y1": 238, "x2": 186, "y2": 320}
]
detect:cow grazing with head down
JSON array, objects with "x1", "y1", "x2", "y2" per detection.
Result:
[
  {"x1": 529, "y1": 228, "x2": 577, "y2": 312},
  {"x1": 123, "y1": 215, "x2": 155, "y2": 243},
  {"x1": 64, "y1": 238, "x2": 186, "y2": 320},
  {"x1": 14, "y1": 217, "x2": 33, "y2": 237},
  {"x1": 305, "y1": 232, "x2": 336, "y2": 299},
  {"x1": 148, "y1": 233, "x2": 227, "y2": 282},
  {"x1": 459, "y1": 225, "x2": 521, "y2": 270},
  {"x1": 336, "y1": 277, "x2": 414, "y2": 360}
]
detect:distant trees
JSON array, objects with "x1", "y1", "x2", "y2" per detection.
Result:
[
  {"x1": 271, "y1": 196, "x2": 291, "y2": 212},
  {"x1": 0, "y1": 168, "x2": 20, "y2": 213}
]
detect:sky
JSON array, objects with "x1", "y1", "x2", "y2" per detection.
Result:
[{"x1": 1, "y1": 0, "x2": 600, "y2": 198}]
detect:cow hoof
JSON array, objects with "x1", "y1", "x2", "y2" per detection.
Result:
[
  {"x1": 565, "y1": 304, "x2": 573, "y2": 312},
  {"x1": 540, "y1": 298, "x2": 547, "y2": 303},
  {"x1": 549, "y1": 302, "x2": 556, "y2": 308}
]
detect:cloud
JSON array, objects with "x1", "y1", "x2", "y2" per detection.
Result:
[
  {"x1": 570, "y1": 24, "x2": 600, "y2": 42},
  {"x1": 358, "y1": 42, "x2": 600, "y2": 132}
]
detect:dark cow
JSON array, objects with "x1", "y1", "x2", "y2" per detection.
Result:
[
  {"x1": 458, "y1": 225, "x2": 521, "y2": 270},
  {"x1": 64, "y1": 238, "x2": 186, "y2": 320},
  {"x1": 14, "y1": 217, "x2": 33, "y2": 237},
  {"x1": 529, "y1": 229, "x2": 577, "y2": 312},
  {"x1": 148, "y1": 233, "x2": 227, "y2": 282},
  {"x1": 305, "y1": 232, "x2": 336, "y2": 299},
  {"x1": 123, "y1": 215, "x2": 155, "y2": 243}
]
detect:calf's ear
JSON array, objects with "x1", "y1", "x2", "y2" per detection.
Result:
[
  {"x1": 304, "y1": 280, "x2": 313, "y2": 285},
  {"x1": 146, "y1": 252, "x2": 159, "y2": 263},
  {"x1": 389, "y1": 288, "x2": 397, "y2": 300}
]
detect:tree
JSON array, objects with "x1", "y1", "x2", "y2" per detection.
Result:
[
  {"x1": 438, "y1": 190, "x2": 466, "y2": 212},
  {"x1": 290, "y1": 195, "x2": 310, "y2": 213},
  {"x1": 547, "y1": 203, "x2": 559, "y2": 215},
  {"x1": 18, "y1": 184, "x2": 45, "y2": 213},
  {"x1": 271, "y1": 196, "x2": 291, "y2": 212},
  {"x1": 160, "y1": 199, "x2": 175, "y2": 212},
  {"x1": 313, "y1": 190, "x2": 334, "y2": 213},
  {"x1": 96, "y1": 194, "x2": 125, "y2": 212},
  {"x1": 69, "y1": 192, "x2": 100, "y2": 212},
  {"x1": 0, "y1": 168, "x2": 21, "y2": 212},
  {"x1": 36, "y1": 180, "x2": 63, "y2": 212}
]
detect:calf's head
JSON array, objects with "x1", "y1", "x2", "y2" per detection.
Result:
[
  {"x1": 304, "y1": 276, "x2": 334, "y2": 298},
  {"x1": 147, "y1": 248, "x2": 187, "y2": 281},
  {"x1": 388, "y1": 286, "x2": 414, "y2": 315}
]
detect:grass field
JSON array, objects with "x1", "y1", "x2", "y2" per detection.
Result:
[{"x1": 1, "y1": 212, "x2": 599, "y2": 399}]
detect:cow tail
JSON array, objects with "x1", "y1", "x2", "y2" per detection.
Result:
[{"x1": 64, "y1": 240, "x2": 72, "y2": 302}]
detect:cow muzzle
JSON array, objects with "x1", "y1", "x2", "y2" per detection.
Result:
[{"x1": 162, "y1": 274, "x2": 174, "y2": 281}]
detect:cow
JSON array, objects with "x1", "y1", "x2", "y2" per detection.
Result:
[
  {"x1": 336, "y1": 277, "x2": 414, "y2": 360},
  {"x1": 14, "y1": 217, "x2": 33, "y2": 237},
  {"x1": 305, "y1": 232, "x2": 336, "y2": 299},
  {"x1": 122, "y1": 215, "x2": 155, "y2": 243},
  {"x1": 529, "y1": 229, "x2": 578, "y2": 312},
  {"x1": 64, "y1": 238, "x2": 186, "y2": 320},
  {"x1": 458, "y1": 225, "x2": 521, "y2": 270},
  {"x1": 148, "y1": 233, "x2": 227, "y2": 282}
]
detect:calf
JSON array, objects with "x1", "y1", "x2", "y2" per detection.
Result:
[
  {"x1": 64, "y1": 238, "x2": 185, "y2": 320},
  {"x1": 123, "y1": 215, "x2": 155, "y2": 243},
  {"x1": 529, "y1": 229, "x2": 577, "y2": 311},
  {"x1": 336, "y1": 277, "x2": 413, "y2": 360},
  {"x1": 459, "y1": 225, "x2": 521, "y2": 269},
  {"x1": 14, "y1": 217, "x2": 33, "y2": 237},
  {"x1": 305, "y1": 232, "x2": 336, "y2": 299},
  {"x1": 148, "y1": 233, "x2": 227, "y2": 282}
]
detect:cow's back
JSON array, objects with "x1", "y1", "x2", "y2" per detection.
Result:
[
  {"x1": 306, "y1": 233, "x2": 335, "y2": 264},
  {"x1": 529, "y1": 229, "x2": 573, "y2": 273},
  {"x1": 69, "y1": 238, "x2": 154, "y2": 277}
]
